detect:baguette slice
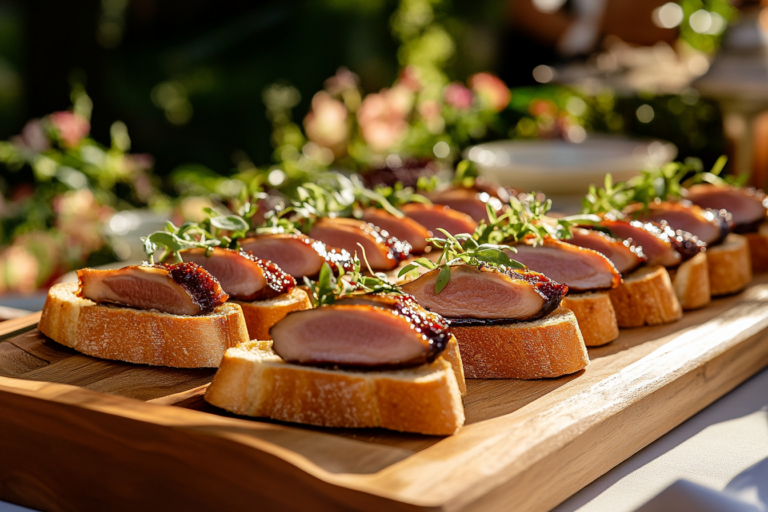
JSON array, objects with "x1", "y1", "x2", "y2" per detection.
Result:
[
  {"x1": 450, "y1": 308, "x2": 588, "y2": 379},
  {"x1": 744, "y1": 223, "x2": 768, "y2": 273},
  {"x1": 707, "y1": 233, "x2": 752, "y2": 296},
  {"x1": 233, "y1": 287, "x2": 312, "y2": 341},
  {"x1": 667, "y1": 252, "x2": 711, "y2": 310},
  {"x1": 205, "y1": 337, "x2": 465, "y2": 436},
  {"x1": 39, "y1": 282, "x2": 249, "y2": 368},
  {"x1": 562, "y1": 292, "x2": 619, "y2": 347},
  {"x1": 609, "y1": 266, "x2": 682, "y2": 327}
]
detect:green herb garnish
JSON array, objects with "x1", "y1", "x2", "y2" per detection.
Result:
[{"x1": 304, "y1": 245, "x2": 401, "y2": 307}]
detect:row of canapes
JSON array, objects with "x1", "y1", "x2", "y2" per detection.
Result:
[{"x1": 38, "y1": 160, "x2": 768, "y2": 436}]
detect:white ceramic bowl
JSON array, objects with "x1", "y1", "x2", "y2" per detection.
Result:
[{"x1": 466, "y1": 136, "x2": 677, "y2": 195}]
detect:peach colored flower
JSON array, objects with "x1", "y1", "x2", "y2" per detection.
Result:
[
  {"x1": 357, "y1": 87, "x2": 413, "y2": 153},
  {"x1": 469, "y1": 73, "x2": 511, "y2": 112},
  {"x1": 303, "y1": 91, "x2": 350, "y2": 156},
  {"x1": 0, "y1": 245, "x2": 39, "y2": 293},
  {"x1": 324, "y1": 67, "x2": 360, "y2": 96},
  {"x1": 398, "y1": 66, "x2": 421, "y2": 92},
  {"x1": 443, "y1": 82, "x2": 473, "y2": 110},
  {"x1": 49, "y1": 111, "x2": 90, "y2": 148},
  {"x1": 13, "y1": 119, "x2": 50, "y2": 152},
  {"x1": 54, "y1": 189, "x2": 113, "y2": 258}
]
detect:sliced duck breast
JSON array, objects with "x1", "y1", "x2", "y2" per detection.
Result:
[
  {"x1": 309, "y1": 217, "x2": 410, "y2": 271},
  {"x1": 180, "y1": 247, "x2": 295, "y2": 301},
  {"x1": 399, "y1": 203, "x2": 478, "y2": 237},
  {"x1": 426, "y1": 187, "x2": 503, "y2": 222},
  {"x1": 686, "y1": 184, "x2": 767, "y2": 233},
  {"x1": 400, "y1": 265, "x2": 566, "y2": 321},
  {"x1": 564, "y1": 228, "x2": 646, "y2": 275},
  {"x1": 270, "y1": 297, "x2": 450, "y2": 369},
  {"x1": 361, "y1": 207, "x2": 430, "y2": 253},
  {"x1": 602, "y1": 219, "x2": 705, "y2": 266},
  {"x1": 239, "y1": 233, "x2": 353, "y2": 279},
  {"x1": 626, "y1": 201, "x2": 730, "y2": 246},
  {"x1": 505, "y1": 239, "x2": 621, "y2": 292},
  {"x1": 77, "y1": 263, "x2": 228, "y2": 316}
]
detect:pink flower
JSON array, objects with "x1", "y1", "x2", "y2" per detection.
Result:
[
  {"x1": 49, "y1": 111, "x2": 90, "y2": 148},
  {"x1": 13, "y1": 119, "x2": 50, "y2": 152},
  {"x1": 398, "y1": 66, "x2": 421, "y2": 92},
  {"x1": 303, "y1": 91, "x2": 350, "y2": 156},
  {"x1": 443, "y1": 82, "x2": 473, "y2": 110},
  {"x1": 469, "y1": 73, "x2": 511, "y2": 112},
  {"x1": 54, "y1": 189, "x2": 113, "y2": 258},
  {"x1": 324, "y1": 67, "x2": 360, "y2": 96},
  {"x1": 357, "y1": 87, "x2": 412, "y2": 153}
]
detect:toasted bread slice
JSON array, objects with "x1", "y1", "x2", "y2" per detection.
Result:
[
  {"x1": 707, "y1": 234, "x2": 752, "y2": 296},
  {"x1": 39, "y1": 282, "x2": 249, "y2": 368},
  {"x1": 667, "y1": 252, "x2": 710, "y2": 310},
  {"x1": 234, "y1": 287, "x2": 312, "y2": 341},
  {"x1": 449, "y1": 308, "x2": 588, "y2": 379},
  {"x1": 609, "y1": 266, "x2": 682, "y2": 327},
  {"x1": 562, "y1": 292, "x2": 619, "y2": 347},
  {"x1": 744, "y1": 223, "x2": 768, "y2": 273},
  {"x1": 205, "y1": 337, "x2": 465, "y2": 436}
]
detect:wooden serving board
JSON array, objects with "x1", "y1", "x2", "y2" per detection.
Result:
[{"x1": 2, "y1": 278, "x2": 768, "y2": 512}]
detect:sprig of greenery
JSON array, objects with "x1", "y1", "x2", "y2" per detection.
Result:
[
  {"x1": 582, "y1": 156, "x2": 738, "y2": 216},
  {"x1": 141, "y1": 210, "x2": 250, "y2": 263},
  {"x1": 398, "y1": 228, "x2": 523, "y2": 294},
  {"x1": 304, "y1": 246, "x2": 401, "y2": 307},
  {"x1": 371, "y1": 182, "x2": 431, "y2": 210},
  {"x1": 476, "y1": 193, "x2": 601, "y2": 246},
  {"x1": 453, "y1": 159, "x2": 480, "y2": 188}
]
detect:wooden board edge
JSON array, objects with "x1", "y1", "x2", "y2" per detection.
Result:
[
  {"x1": 458, "y1": 326, "x2": 768, "y2": 511},
  {"x1": 0, "y1": 312, "x2": 41, "y2": 340},
  {"x1": 0, "y1": 374, "x2": 437, "y2": 510},
  {"x1": 0, "y1": 384, "x2": 436, "y2": 512}
]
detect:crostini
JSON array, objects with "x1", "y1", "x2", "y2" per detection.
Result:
[
  {"x1": 205, "y1": 265, "x2": 465, "y2": 436},
  {"x1": 39, "y1": 263, "x2": 249, "y2": 367}
]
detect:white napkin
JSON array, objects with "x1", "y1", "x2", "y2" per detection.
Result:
[{"x1": 635, "y1": 457, "x2": 768, "y2": 512}]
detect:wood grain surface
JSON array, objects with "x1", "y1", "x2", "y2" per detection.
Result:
[{"x1": 1, "y1": 276, "x2": 768, "y2": 511}]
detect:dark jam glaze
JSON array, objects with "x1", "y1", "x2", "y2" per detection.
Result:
[
  {"x1": 447, "y1": 265, "x2": 567, "y2": 327},
  {"x1": 360, "y1": 221, "x2": 412, "y2": 263},
  {"x1": 632, "y1": 221, "x2": 706, "y2": 264},
  {"x1": 237, "y1": 250, "x2": 296, "y2": 299},
  {"x1": 162, "y1": 262, "x2": 229, "y2": 313},
  {"x1": 335, "y1": 293, "x2": 451, "y2": 364},
  {"x1": 362, "y1": 157, "x2": 438, "y2": 189},
  {"x1": 702, "y1": 208, "x2": 733, "y2": 246}
]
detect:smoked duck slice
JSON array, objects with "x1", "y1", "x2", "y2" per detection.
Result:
[
  {"x1": 506, "y1": 239, "x2": 621, "y2": 292},
  {"x1": 399, "y1": 203, "x2": 478, "y2": 237},
  {"x1": 77, "y1": 263, "x2": 228, "y2": 316},
  {"x1": 239, "y1": 233, "x2": 353, "y2": 279},
  {"x1": 598, "y1": 220, "x2": 686, "y2": 268},
  {"x1": 400, "y1": 264, "x2": 566, "y2": 321},
  {"x1": 564, "y1": 228, "x2": 646, "y2": 275},
  {"x1": 625, "y1": 201, "x2": 730, "y2": 246},
  {"x1": 180, "y1": 247, "x2": 295, "y2": 301},
  {"x1": 686, "y1": 184, "x2": 767, "y2": 233},
  {"x1": 270, "y1": 298, "x2": 450, "y2": 369},
  {"x1": 426, "y1": 186, "x2": 504, "y2": 222},
  {"x1": 309, "y1": 217, "x2": 411, "y2": 271},
  {"x1": 361, "y1": 207, "x2": 430, "y2": 254}
]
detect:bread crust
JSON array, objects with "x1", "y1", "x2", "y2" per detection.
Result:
[
  {"x1": 39, "y1": 283, "x2": 249, "y2": 368},
  {"x1": 562, "y1": 292, "x2": 618, "y2": 347},
  {"x1": 667, "y1": 252, "x2": 710, "y2": 310},
  {"x1": 205, "y1": 338, "x2": 465, "y2": 435},
  {"x1": 744, "y1": 223, "x2": 768, "y2": 273},
  {"x1": 609, "y1": 266, "x2": 682, "y2": 327},
  {"x1": 707, "y1": 234, "x2": 752, "y2": 296},
  {"x1": 234, "y1": 287, "x2": 312, "y2": 341},
  {"x1": 450, "y1": 308, "x2": 589, "y2": 379}
]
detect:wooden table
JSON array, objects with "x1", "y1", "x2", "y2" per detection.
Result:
[{"x1": 1, "y1": 277, "x2": 768, "y2": 512}]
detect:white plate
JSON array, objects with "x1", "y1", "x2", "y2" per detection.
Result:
[{"x1": 466, "y1": 136, "x2": 677, "y2": 195}]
